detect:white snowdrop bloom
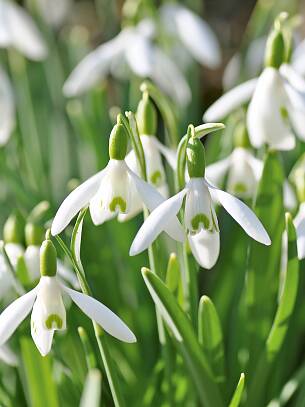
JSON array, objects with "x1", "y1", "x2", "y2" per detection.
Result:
[
  {"x1": 130, "y1": 136, "x2": 270, "y2": 269},
  {"x1": 160, "y1": 4, "x2": 221, "y2": 69},
  {"x1": 34, "y1": 0, "x2": 72, "y2": 28},
  {"x1": 63, "y1": 19, "x2": 190, "y2": 107},
  {"x1": 0, "y1": 0, "x2": 47, "y2": 60},
  {"x1": 0, "y1": 238, "x2": 136, "y2": 357},
  {"x1": 0, "y1": 66, "x2": 15, "y2": 146},
  {"x1": 292, "y1": 202, "x2": 305, "y2": 259},
  {"x1": 51, "y1": 122, "x2": 184, "y2": 243}
]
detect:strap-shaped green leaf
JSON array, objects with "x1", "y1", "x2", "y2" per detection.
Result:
[
  {"x1": 142, "y1": 268, "x2": 224, "y2": 407},
  {"x1": 228, "y1": 373, "x2": 245, "y2": 407},
  {"x1": 245, "y1": 151, "x2": 285, "y2": 359},
  {"x1": 198, "y1": 296, "x2": 225, "y2": 385},
  {"x1": 80, "y1": 369, "x2": 102, "y2": 407},
  {"x1": 247, "y1": 212, "x2": 299, "y2": 406}
]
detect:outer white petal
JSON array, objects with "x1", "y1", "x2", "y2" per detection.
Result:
[
  {"x1": 151, "y1": 47, "x2": 191, "y2": 108},
  {"x1": 207, "y1": 181, "x2": 271, "y2": 245},
  {"x1": 125, "y1": 32, "x2": 153, "y2": 77},
  {"x1": 188, "y1": 230, "x2": 220, "y2": 269},
  {"x1": 129, "y1": 189, "x2": 187, "y2": 256},
  {"x1": 151, "y1": 137, "x2": 177, "y2": 170},
  {"x1": 280, "y1": 64, "x2": 305, "y2": 93},
  {"x1": 222, "y1": 54, "x2": 241, "y2": 90},
  {"x1": 24, "y1": 245, "x2": 40, "y2": 281},
  {"x1": 205, "y1": 155, "x2": 231, "y2": 187},
  {"x1": 0, "y1": 66, "x2": 15, "y2": 145},
  {"x1": 127, "y1": 168, "x2": 185, "y2": 241},
  {"x1": 3, "y1": 0, "x2": 47, "y2": 60},
  {"x1": 57, "y1": 260, "x2": 79, "y2": 289},
  {"x1": 284, "y1": 82, "x2": 305, "y2": 112},
  {"x1": 62, "y1": 285, "x2": 136, "y2": 343},
  {"x1": 289, "y1": 109, "x2": 305, "y2": 141},
  {"x1": 283, "y1": 181, "x2": 297, "y2": 211},
  {"x1": 292, "y1": 39, "x2": 305, "y2": 76},
  {"x1": 295, "y1": 203, "x2": 305, "y2": 260},
  {"x1": 63, "y1": 33, "x2": 126, "y2": 97},
  {"x1": 174, "y1": 6, "x2": 221, "y2": 68},
  {"x1": 51, "y1": 169, "x2": 105, "y2": 235},
  {"x1": 0, "y1": 286, "x2": 38, "y2": 346},
  {"x1": 0, "y1": 344, "x2": 18, "y2": 366},
  {"x1": 247, "y1": 153, "x2": 263, "y2": 181},
  {"x1": 247, "y1": 67, "x2": 295, "y2": 150},
  {"x1": 0, "y1": 1, "x2": 10, "y2": 46},
  {"x1": 203, "y1": 78, "x2": 257, "y2": 122},
  {"x1": 31, "y1": 301, "x2": 54, "y2": 357},
  {"x1": 35, "y1": 0, "x2": 72, "y2": 28}
]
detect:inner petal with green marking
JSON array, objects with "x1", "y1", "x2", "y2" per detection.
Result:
[
  {"x1": 108, "y1": 197, "x2": 127, "y2": 213},
  {"x1": 233, "y1": 182, "x2": 247, "y2": 194},
  {"x1": 191, "y1": 213, "x2": 210, "y2": 231},
  {"x1": 150, "y1": 170, "x2": 162, "y2": 186},
  {"x1": 45, "y1": 314, "x2": 63, "y2": 329}
]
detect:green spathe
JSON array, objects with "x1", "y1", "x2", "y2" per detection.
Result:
[
  {"x1": 108, "y1": 123, "x2": 128, "y2": 160},
  {"x1": 137, "y1": 91, "x2": 157, "y2": 135},
  {"x1": 265, "y1": 17, "x2": 285, "y2": 69},
  {"x1": 186, "y1": 131, "x2": 206, "y2": 178},
  {"x1": 40, "y1": 238, "x2": 57, "y2": 277},
  {"x1": 3, "y1": 212, "x2": 24, "y2": 244}
]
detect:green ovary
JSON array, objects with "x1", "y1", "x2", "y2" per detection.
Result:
[
  {"x1": 45, "y1": 314, "x2": 63, "y2": 329},
  {"x1": 191, "y1": 213, "x2": 210, "y2": 231},
  {"x1": 109, "y1": 197, "x2": 127, "y2": 212},
  {"x1": 150, "y1": 171, "x2": 162, "y2": 186},
  {"x1": 234, "y1": 183, "x2": 247, "y2": 194}
]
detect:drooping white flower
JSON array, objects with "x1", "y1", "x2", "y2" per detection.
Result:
[
  {"x1": 63, "y1": 19, "x2": 190, "y2": 107},
  {"x1": 0, "y1": 238, "x2": 136, "y2": 357},
  {"x1": 51, "y1": 121, "x2": 184, "y2": 243},
  {"x1": 160, "y1": 4, "x2": 221, "y2": 69},
  {"x1": 130, "y1": 136, "x2": 270, "y2": 269},
  {"x1": 0, "y1": 0, "x2": 47, "y2": 60},
  {"x1": 0, "y1": 66, "x2": 15, "y2": 146},
  {"x1": 204, "y1": 64, "x2": 305, "y2": 150}
]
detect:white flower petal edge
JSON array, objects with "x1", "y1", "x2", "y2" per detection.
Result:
[
  {"x1": 203, "y1": 78, "x2": 257, "y2": 122},
  {"x1": 61, "y1": 285, "x2": 136, "y2": 343},
  {"x1": 127, "y1": 168, "x2": 185, "y2": 242},
  {"x1": 0, "y1": 344, "x2": 18, "y2": 366},
  {"x1": 129, "y1": 189, "x2": 187, "y2": 256},
  {"x1": 51, "y1": 169, "x2": 106, "y2": 236},
  {"x1": 280, "y1": 63, "x2": 305, "y2": 93},
  {"x1": 294, "y1": 203, "x2": 305, "y2": 260},
  {"x1": 0, "y1": 66, "x2": 15, "y2": 145},
  {"x1": 0, "y1": 286, "x2": 38, "y2": 346},
  {"x1": 188, "y1": 230, "x2": 220, "y2": 270},
  {"x1": 207, "y1": 181, "x2": 271, "y2": 245}
]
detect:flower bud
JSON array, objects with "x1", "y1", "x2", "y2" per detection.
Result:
[
  {"x1": 265, "y1": 15, "x2": 287, "y2": 68},
  {"x1": 186, "y1": 127, "x2": 206, "y2": 178},
  {"x1": 136, "y1": 92, "x2": 157, "y2": 135},
  {"x1": 25, "y1": 223, "x2": 45, "y2": 246},
  {"x1": 234, "y1": 121, "x2": 250, "y2": 148},
  {"x1": 108, "y1": 121, "x2": 128, "y2": 160},
  {"x1": 3, "y1": 213, "x2": 24, "y2": 244},
  {"x1": 40, "y1": 232, "x2": 57, "y2": 277}
]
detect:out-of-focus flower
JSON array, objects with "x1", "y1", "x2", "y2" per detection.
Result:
[
  {"x1": 130, "y1": 131, "x2": 270, "y2": 269},
  {"x1": 0, "y1": 67, "x2": 15, "y2": 146},
  {"x1": 0, "y1": 0, "x2": 47, "y2": 60},
  {"x1": 0, "y1": 343, "x2": 17, "y2": 366},
  {"x1": 0, "y1": 236, "x2": 136, "y2": 356},
  {"x1": 34, "y1": 0, "x2": 72, "y2": 28},
  {"x1": 51, "y1": 118, "x2": 184, "y2": 244},
  {"x1": 160, "y1": 3, "x2": 221, "y2": 69},
  {"x1": 63, "y1": 19, "x2": 191, "y2": 107}
]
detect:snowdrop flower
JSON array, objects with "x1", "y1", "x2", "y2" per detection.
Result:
[
  {"x1": 0, "y1": 0, "x2": 47, "y2": 60},
  {"x1": 121, "y1": 93, "x2": 176, "y2": 221},
  {"x1": 0, "y1": 66, "x2": 15, "y2": 146},
  {"x1": 204, "y1": 20, "x2": 305, "y2": 150},
  {"x1": 130, "y1": 128, "x2": 271, "y2": 269},
  {"x1": 0, "y1": 234, "x2": 136, "y2": 357},
  {"x1": 34, "y1": 0, "x2": 72, "y2": 28},
  {"x1": 160, "y1": 4, "x2": 221, "y2": 69},
  {"x1": 51, "y1": 117, "x2": 184, "y2": 244},
  {"x1": 63, "y1": 19, "x2": 190, "y2": 107}
]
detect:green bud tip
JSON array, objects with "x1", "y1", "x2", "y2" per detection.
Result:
[
  {"x1": 186, "y1": 125, "x2": 206, "y2": 178},
  {"x1": 3, "y1": 212, "x2": 24, "y2": 244},
  {"x1": 40, "y1": 232, "x2": 57, "y2": 277},
  {"x1": 265, "y1": 15, "x2": 287, "y2": 69},
  {"x1": 136, "y1": 91, "x2": 157, "y2": 135},
  {"x1": 25, "y1": 223, "x2": 45, "y2": 246},
  {"x1": 108, "y1": 121, "x2": 128, "y2": 160}
]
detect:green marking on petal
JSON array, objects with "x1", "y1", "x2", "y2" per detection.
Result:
[
  {"x1": 150, "y1": 171, "x2": 162, "y2": 186},
  {"x1": 191, "y1": 213, "x2": 210, "y2": 231},
  {"x1": 45, "y1": 314, "x2": 63, "y2": 329},
  {"x1": 109, "y1": 197, "x2": 127, "y2": 213},
  {"x1": 280, "y1": 106, "x2": 289, "y2": 122},
  {"x1": 234, "y1": 183, "x2": 247, "y2": 194}
]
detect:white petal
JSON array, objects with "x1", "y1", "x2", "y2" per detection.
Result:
[
  {"x1": 125, "y1": 33, "x2": 153, "y2": 77},
  {"x1": 205, "y1": 155, "x2": 231, "y2": 187},
  {"x1": 0, "y1": 66, "x2": 15, "y2": 145},
  {"x1": 283, "y1": 181, "x2": 297, "y2": 211},
  {"x1": 295, "y1": 204, "x2": 305, "y2": 260},
  {"x1": 0, "y1": 286, "x2": 37, "y2": 346},
  {"x1": 280, "y1": 64, "x2": 305, "y2": 93},
  {"x1": 63, "y1": 34, "x2": 125, "y2": 97},
  {"x1": 188, "y1": 230, "x2": 220, "y2": 269},
  {"x1": 208, "y1": 181, "x2": 271, "y2": 245},
  {"x1": 24, "y1": 245, "x2": 40, "y2": 281},
  {"x1": 292, "y1": 40, "x2": 305, "y2": 76},
  {"x1": 151, "y1": 137, "x2": 177, "y2": 170},
  {"x1": 289, "y1": 109, "x2": 305, "y2": 141},
  {"x1": 35, "y1": 0, "x2": 72, "y2": 28},
  {"x1": 127, "y1": 168, "x2": 185, "y2": 241},
  {"x1": 3, "y1": 0, "x2": 47, "y2": 60},
  {"x1": 31, "y1": 300, "x2": 54, "y2": 357},
  {"x1": 284, "y1": 82, "x2": 305, "y2": 112},
  {"x1": 51, "y1": 169, "x2": 105, "y2": 235},
  {"x1": 222, "y1": 53, "x2": 241, "y2": 90},
  {"x1": 247, "y1": 67, "x2": 295, "y2": 151},
  {"x1": 129, "y1": 189, "x2": 187, "y2": 256},
  {"x1": 62, "y1": 285, "x2": 136, "y2": 343},
  {"x1": 203, "y1": 78, "x2": 257, "y2": 122},
  {"x1": 57, "y1": 260, "x2": 79, "y2": 289},
  {"x1": 174, "y1": 6, "x2": 221, "y2": 68},
  {"x1": 247, "y1": 153, "x2": 263, "y2": 181},
  {"x1": 0, "y1": 344, "x2": 18, "y2": 366}
]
